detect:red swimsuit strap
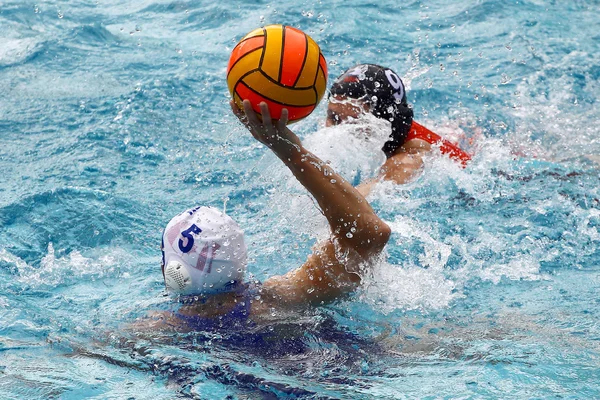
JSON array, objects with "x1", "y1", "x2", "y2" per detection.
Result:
[{"x1": 406, "y1": 121, "x2": 471, "y2": 167}]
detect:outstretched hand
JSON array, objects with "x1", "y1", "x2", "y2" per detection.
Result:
[{"x1": 230, "y1": 99, "x2": 302, "y2": 157}]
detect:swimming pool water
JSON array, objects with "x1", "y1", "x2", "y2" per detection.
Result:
[{"x1": 1, "y1": 0, "x2": 599, "y2": 398}]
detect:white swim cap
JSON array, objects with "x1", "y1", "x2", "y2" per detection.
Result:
[{"x1": 161, "y1": 206, "x2": 247, "y2": 296}]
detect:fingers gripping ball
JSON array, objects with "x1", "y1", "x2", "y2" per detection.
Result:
[{"x1": 227, "y1": 24, "x2": 328, "y2": 123}]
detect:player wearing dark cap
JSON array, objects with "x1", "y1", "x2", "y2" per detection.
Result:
[{"x1": 327, "y1": 64, "x2": 471, "y2": 195}]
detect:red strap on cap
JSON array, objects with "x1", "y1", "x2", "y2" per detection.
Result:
[{"x1": 406, "y1": 121, "x2": 472, "y2": 167}]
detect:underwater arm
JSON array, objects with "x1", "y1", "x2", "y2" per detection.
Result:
[{"x1": 232, "y1": 100, "x2": 391, "y2": 306}]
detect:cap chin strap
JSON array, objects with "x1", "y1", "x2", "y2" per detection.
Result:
[{"x1": 164, "y1": 260, "x2": 192, "y2": 293}]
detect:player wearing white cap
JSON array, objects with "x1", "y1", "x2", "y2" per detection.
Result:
[{"x1": 151, "y1": 100, "x2": 391, "y2": 331}]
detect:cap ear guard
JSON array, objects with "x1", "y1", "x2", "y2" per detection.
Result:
[{"x1": 164, "y1": 260, "x2": 193, "y2": 293}]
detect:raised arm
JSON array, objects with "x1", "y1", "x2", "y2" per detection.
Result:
[{"x1": 232, "y1": 100, "x2": 391, "y2": 306}]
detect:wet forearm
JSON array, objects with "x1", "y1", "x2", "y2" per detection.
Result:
[
  {"x1": 270, "y1": 142, "x2": 389, "y2": 253},
  {"x1": 279, "y1": 145, "x2": 374, "y2": 224}
]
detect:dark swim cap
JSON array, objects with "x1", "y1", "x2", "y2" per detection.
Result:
[{"x1": 329, "y1": 64, "x2": 414, "y2": 158}]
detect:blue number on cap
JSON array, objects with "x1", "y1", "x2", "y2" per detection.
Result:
[{"x1": 178, "y1": 224, "x2": 202, "y2": 253}]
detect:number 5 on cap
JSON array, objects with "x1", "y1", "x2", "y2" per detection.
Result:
[{"x1": 178, "y1": 224, "x2": 202, "y2": 253}]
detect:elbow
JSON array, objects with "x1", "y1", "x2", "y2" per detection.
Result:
[
  {"x1": 375, "y1": 220, "x2": 391, "y2": 249},
  {"x1": 380, "y1": 220, "x2": 392, "y2": 241},
  {"x1": 339, "y1": 216, "x2": 391, "y2": 258},
  {"x1": 361, "y1": 216, "x2": 391, "y2": 254}
]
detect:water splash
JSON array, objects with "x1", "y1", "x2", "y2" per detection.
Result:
[
  {"x1": 302, "y1": 114, "x2": 390, "y2": 184},
  {"x1": 2, "y1": 244, "x2": 135, "y2": 290}
]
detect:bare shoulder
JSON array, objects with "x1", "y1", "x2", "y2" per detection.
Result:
[
  {"x1": 402, "y1": 138, "x2": 433, "y2": 154},
  {"x1": 380, "y1": 146, "x2": 428, "y2": 185}
]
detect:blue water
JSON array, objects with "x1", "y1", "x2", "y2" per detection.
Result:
[{"x1": 1, "y1": 0, "x2": 599, "y2": 398}]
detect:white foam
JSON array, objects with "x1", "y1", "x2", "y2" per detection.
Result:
[
  {"x1": 478, "y1": 256, "x2": 543, "y2": 284},
  {"x1": 0, "y1": 37, "x2": 41, "y2": 67},
  {"x1": 508, "y1": 50, "x2": 600, "y2": 162},
  {"x1": 3, "y1": 244, "x2": 139, "y2": 290},
  {"x1": 359, "y1": 261, "x2": 460, "y2": 314},
  {"x1": 302, "y1": 114, "x2": 390, "y2": 183},
  {"x1": 359, "y1": 217, "x2": 460, "y2": 313},
  {"x1": 356, "y1": 136, "x2": 553, "y2": 313}
]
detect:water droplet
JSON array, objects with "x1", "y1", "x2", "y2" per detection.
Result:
[{"x1": 346, "y1": 232, "x2": 354, "y2": 238}]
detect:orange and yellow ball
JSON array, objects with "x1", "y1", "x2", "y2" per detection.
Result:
[{"x1": 227, "y1": 24, "x2": 328, "y2": 123}]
